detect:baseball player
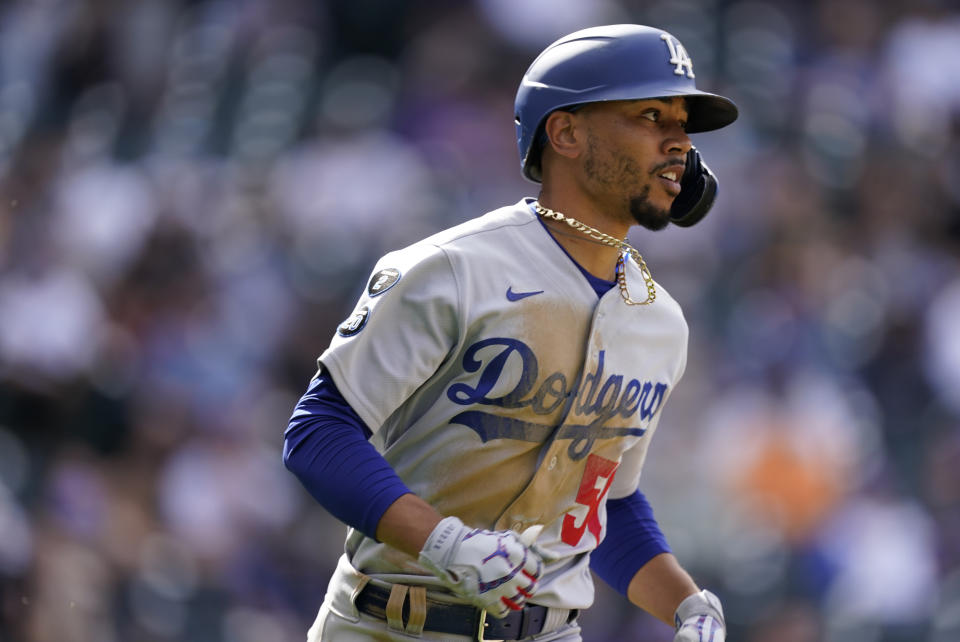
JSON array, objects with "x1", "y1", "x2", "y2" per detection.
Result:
[{"x1": 284, "y1": 24, "x2": 737, "y2": 641}]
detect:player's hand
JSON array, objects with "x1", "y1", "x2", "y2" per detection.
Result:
[
  {"x1": 673, "y1": 589, "x2": 725, "y2": 642},
  {"x1": 418, "y1": 516, "x2": 543, "y2": 619}
]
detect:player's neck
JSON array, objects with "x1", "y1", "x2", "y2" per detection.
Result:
[{"x1": 536, "y1": 191, "x2": 629, "y2": 282}]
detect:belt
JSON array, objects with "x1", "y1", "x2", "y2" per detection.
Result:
[{"x1": 354, "y1": 581, "x2": 577, "y2": 640}]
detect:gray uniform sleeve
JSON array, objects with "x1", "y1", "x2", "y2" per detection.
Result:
[{"x1": 318, "y1": 244, "x2": 460, "y2": 433}]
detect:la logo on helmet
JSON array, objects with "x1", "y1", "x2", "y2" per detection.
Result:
[{"x1": 660, "y1": 34, "x2": 695, "y2": 79}]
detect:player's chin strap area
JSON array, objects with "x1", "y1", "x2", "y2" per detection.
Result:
[
  {"x1": 353, "y1": 581, "x2": 579, "y2": 640},
  {"x1": 669, "y1": 147, "x2": 718, "y2": 228}
]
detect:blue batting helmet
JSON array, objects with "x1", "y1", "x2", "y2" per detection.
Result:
[{"x1": 515, "y1": 24, "x2": 738, "y2": 182}]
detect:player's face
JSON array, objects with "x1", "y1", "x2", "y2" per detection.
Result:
[{"x1": 578, "y1": 98, "x2": 692, "y2": 231}]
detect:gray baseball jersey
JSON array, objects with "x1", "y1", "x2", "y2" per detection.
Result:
[{"x1": 319, "y1": 198, "x2": 688, "y2": 610}]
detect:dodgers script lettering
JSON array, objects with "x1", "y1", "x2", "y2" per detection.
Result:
[{"x1": 446, "y1": 338, "x2": 667, "y2": 459}]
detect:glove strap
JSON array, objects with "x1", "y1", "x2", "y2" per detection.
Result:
[
  {"x1": 419, "y1": 516, "x2": 466, "y2": 575},
  {"x1": 674, "y1": 589, "x2": 725, "y2": 631}
]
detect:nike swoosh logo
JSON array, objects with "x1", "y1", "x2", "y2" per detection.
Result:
[{"x1": 506, "y1": 287, "x2": 544, "y2": 302}]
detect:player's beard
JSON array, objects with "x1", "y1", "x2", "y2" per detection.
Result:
[
  {"x1": 627, "y1": 185, "x2": 671, "y2": 231},
  {"x1": 583, "y1": 139, "x2": 672, "y2": 232}
]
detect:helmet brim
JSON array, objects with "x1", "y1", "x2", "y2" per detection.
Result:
[
  {"x1": 656, "y1": 90, "x2": 738, "y2": 133},
  {"x1": 522, "y1": 90, "x2": 738, "y2": 182},
  {"x1": 556, "y1": 83, "x2": 739, "y2": 133}
]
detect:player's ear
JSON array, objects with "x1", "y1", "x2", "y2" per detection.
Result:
[{"x1": 543, "y1": 110, "x2": 582, "y2": 160}]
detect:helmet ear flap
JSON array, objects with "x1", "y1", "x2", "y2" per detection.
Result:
[
  {"x1": 670, "y1": 147, "x2": 717, "y2": 227},
  {"x1": 523, "y1": 121, "x2": 546, "y2": 182},
  {"x1": 523, "y1": 105, "x2": 584, "y2": 183}
]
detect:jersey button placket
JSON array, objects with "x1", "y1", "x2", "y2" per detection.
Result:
[{"x1": 548, "y1": 456, "x2": 558, "y2": 470}]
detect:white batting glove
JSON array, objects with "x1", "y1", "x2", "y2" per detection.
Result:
[
  {"x1": 673, "y1": 590, "x2": 725, "y2": 642},
  {"x1": 418, "y1": 516, "x2": 543, "y2": 619}
]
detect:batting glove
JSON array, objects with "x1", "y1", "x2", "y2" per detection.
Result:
[
  {"x1": 418, "y1": 516, "x2": 543, "y2": 619},
  {"x1": 673, "y1": 589, "x2": 725, "y2": 642}
]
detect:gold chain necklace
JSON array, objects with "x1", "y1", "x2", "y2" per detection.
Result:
[{"x1": 534, "y1": 202, "x2": 657, "y2": 305}]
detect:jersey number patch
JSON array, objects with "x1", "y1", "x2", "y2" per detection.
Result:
[
  {"x1": 367, "y1": 268, "x2": 401, "y2": 297},
  {"x1": 561, "y1": 454, "x2": 618, "y2": 547}
]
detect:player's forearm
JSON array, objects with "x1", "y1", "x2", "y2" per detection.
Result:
[
  {"x1": 374, "y1": 492, "x2": 444, "y2": 557},
  {"x1": 626, "y1": 552, "x2": 699, "y2": 626}
]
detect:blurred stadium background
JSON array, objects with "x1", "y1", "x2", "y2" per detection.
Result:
[{"x1": 0, "y1": 0, "x2": 959, "y2": 640}]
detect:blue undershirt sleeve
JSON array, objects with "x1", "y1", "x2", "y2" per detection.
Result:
[
  {"x1": 282, "y1": 371, "x2": 412, "y2": 540},
  {"x1": 590, "y1": 489, "x2": 672, "y2": 596}
]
